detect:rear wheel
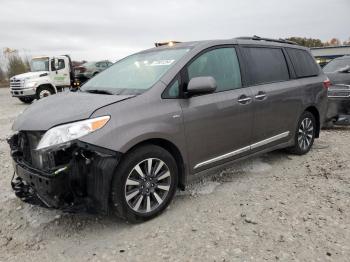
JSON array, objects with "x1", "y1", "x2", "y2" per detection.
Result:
[
  {"x1": 18, "y1": 97, "x2": 34, "y2": 104},
  {"x1": 288, "y1": 111, "x2": 316, "y2": 155},
  {"x1": 111, "y1": 145, "x2": 178, "y2": 223},
  {"x1": 36, "y1": 85, "x2": 54, "y2": 99}
]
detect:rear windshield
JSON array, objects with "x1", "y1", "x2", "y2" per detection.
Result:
[
  {"x1": 286, "y1": 48, "x2": 319, "y2": 78},
  {"x1": 81, "y1": 48, "x2": 190, "y2": 95},
  {"x1": 323, "y1": 58, "x2": 350, "y2": 73}
]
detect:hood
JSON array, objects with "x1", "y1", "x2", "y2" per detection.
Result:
[
  {"x1": 12, "y1": 91, "x2": 135, "y2": 131},
  {"x1": 326, "y1": 72, "x2": 350, "y2": 86},
  {"x1": 11, "y1": 71, "x2": 48, "y2": 81}
]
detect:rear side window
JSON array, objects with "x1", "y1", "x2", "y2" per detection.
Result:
[
  {"x1": 286, "y1": 48, "x2": 319, "y2": 78},
  {"x1": 242, "y1": 47, "x2": 290, "y2": 85},
  {"x1": 187, "y1": 47, "x2": 242, "y2": 92}
]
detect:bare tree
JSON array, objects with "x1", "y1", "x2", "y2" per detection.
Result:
[
  {"x1": 4, "y1": 48, "x2": 29, "y2": 78},
  {"x1": 0, "y1": 66, "x2": 5, "y2": 82}
]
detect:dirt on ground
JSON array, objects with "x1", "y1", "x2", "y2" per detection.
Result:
[{"x1": 0, "y1": 88, "x2": 349, "y2": 261}]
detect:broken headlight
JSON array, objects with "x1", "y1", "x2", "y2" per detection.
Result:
[{"x1": 36, "y1": 116, "x2": 110, "y2": 150}]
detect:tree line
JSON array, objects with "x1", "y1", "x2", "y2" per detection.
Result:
[
  {"x1": 0, "y1": 48, "x2": 30, "y2": 85},
  {"x1": 285, "y1": 37, "x2": 350, "y2": 48}
]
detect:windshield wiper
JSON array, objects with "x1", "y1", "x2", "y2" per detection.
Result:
[{"x1": 84, "y1": 89, "x2": 114, "y2": 95}]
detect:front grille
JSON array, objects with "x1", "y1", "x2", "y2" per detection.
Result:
[
  {"x1": 17, "y1": 131, "x2": 45, "y2": 168},
  {"x1": 328, "y1": 85, "x2": 350, "y2": 98},
  {"x1": 10, "y1": 78, "x2": 24, "y2": 89}
]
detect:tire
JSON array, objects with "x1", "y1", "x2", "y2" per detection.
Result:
[
  {"x1": 288, "y1": 111, "x2": 316, "y2": 155},
  {"x1": 18, "y1": 97, "x2": 34, "y2": 104},
  {"x1": 36, "y1": 85, "x2": 54, "y2": 100},
  {"x1": 111, "y1": 145, "x2": 178, "y2": 223}
]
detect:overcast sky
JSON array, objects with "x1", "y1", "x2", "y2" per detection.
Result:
[{"x1": 0, "y1": 0, "x2": 349, "y2": 62}]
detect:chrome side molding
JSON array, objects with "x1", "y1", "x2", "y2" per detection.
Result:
[{"x1": 194, "y1": 131, "x2": 290, "y2": 169}]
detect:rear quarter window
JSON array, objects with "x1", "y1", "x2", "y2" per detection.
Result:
[
  {"x1": 286, "y1": 48, "x2": 320, "y2": 78},
  {"x1": 242, "y1": 47, "x2": 290, "y2": 86}
]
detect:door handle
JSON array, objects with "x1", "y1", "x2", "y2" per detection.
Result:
[
  {"x1": 255, "y1": 91, "x2": 267, "y2": 101},
  {"x1": 237, "y1": 95, "x2": 252, "y2": 104}
]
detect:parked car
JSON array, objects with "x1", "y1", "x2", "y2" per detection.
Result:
[
  {"x1": 74, "y1": 60, "x2": 113, "y2": 81},
  {"x1": 9, "y1": 36, "x2": 328, "y2": 222},
  {"x1": 323, "y1": 56, "x2": 350, "y2": 126}
]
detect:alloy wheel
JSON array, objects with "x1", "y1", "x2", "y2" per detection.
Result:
[
  {"x1": 39, "y1": 89, "x2": 51, "y2": 98},
  {"x1": 124, "y1": 158, "x2": 171, "y2": 214},
  {"x1": 298, "y1": 117, "x2": 314, "y2": 151}
]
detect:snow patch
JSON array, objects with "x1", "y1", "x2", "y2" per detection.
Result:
[
  {"x1": 21, "y1": 205, "x2": 62, "y2": 228},
  {"x1": 242, "y1": 158, "x2": 272, "y2": 174}
]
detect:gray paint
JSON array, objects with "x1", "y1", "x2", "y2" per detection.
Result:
[
  {"x1": 13, "y1": 38, "x2": 328, "y2": 180},
  {"x1": 12, "y1": 92, "x2": 134, "y2": 131}
]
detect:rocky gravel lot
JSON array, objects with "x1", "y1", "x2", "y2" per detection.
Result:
[{"x1": 0, "y1": 88, "x2": 349, "y2": 261}]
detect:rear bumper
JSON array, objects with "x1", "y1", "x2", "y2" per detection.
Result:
[
  {"x1": 326, "y1": 85, "x2": 350, "y2": 123},
  {"x1": 10, "y1": 88, "x2": 36, "y2": 97}
]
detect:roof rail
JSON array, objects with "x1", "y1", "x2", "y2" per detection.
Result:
[{"x1": 236, "y1": 35, "x2": 298, "y2": 45}]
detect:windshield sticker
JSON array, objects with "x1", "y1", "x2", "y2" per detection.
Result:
[{"x1": 149, "y1": 60, "x2": 175, "y2": 66}]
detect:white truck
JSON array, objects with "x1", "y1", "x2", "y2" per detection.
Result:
[{"x1": 9, "y1": 55, "x2": 79, "y2": 103}]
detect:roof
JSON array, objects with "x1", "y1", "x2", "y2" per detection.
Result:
[{"x1": 145, "y1": 36, "x2": 305, "y2": 53}]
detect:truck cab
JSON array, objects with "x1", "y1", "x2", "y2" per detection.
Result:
[{"x1": 10, "y1": 55, "x2": 76, "y2": 103}]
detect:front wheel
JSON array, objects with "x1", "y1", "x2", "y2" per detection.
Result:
[
  {"x1": 111, "y1": 145, "x2": 178, "y2": 223},
  {"x1": 288, "y1": 111, "x2": 316, "y2": 155},
  {"x1": 36, "y1": 85, "x2": 54, "y2": 99},
  {"x1": 18, "y1": 97, "x2": 34, "y2": 104}
]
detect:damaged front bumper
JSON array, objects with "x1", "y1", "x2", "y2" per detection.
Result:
[{"x1": 8, "y1": 131, "x2": 121, "y2": 214}]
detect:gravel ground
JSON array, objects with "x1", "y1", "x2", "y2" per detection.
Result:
[{"x1": 0, "y1": 88, "x2": 349, "y2": 261}]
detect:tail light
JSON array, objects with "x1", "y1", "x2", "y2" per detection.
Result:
[
  {"x1": 323, "y1": 78, "x2": 331, "y2": 89},
  {"x1": 75, "y1": 67, "x2": 86, "y2": 73}
]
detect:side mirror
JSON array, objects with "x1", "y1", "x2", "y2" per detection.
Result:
[
  {"x1": 54, "y1": 58, "x2": 59, "y2": 71},
  {"x1": 187, "y1": 76, "x2": 217, "y2": 96}
]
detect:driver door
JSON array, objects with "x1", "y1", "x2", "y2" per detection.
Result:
[
  {"x1": 180, "y1": 46, "x2": 254, "y2": 173},
  {"x1": 50, "y1": 57, "x2": 70, "y2": 87}
]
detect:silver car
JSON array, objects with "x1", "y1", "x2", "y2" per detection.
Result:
[
  {"x1": 74, "y1": 60, "x2": 113, "y2": 80},
  {"x1": 9, "y1": 36, "x2": 328, "y2": 222}
]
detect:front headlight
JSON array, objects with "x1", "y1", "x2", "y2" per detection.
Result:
[
  {"x1": 25, "y1": 81, "x2": 38, "y2": 88},
  {"x1": 36, "y1": 116, "x2": 110, "y2": 150}
]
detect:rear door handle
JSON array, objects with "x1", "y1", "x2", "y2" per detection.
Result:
[
  {"x1": 255, "y1": 91, "x2": 267, "y2": 101},
  {"x1": 237, "y1": 95, "x2": 252, "y2": 104}
]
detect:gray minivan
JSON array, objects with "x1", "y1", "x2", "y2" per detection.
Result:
[{"x1": 9, "y1": 36, "x2": 328, "y2": 222}]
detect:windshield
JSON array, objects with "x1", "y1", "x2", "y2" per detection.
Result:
[
  {"x1": 323, "y1": 58, "x2": 350, "y2": 73},
  {"x1": 30, "y1": 58, "x2": 49, "y2": 72},
  {"x1": 81, "y1": 48, "x2": 190, "y2": 95}
]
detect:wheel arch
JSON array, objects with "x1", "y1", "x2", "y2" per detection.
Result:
[
  {"x1": 36, "y1": 83, "x2": 57, "y2": 94},
  {"x1": 304, "y1": 106, "x2": 320, "y2": 138},
  {"x1": 125, "y1": 138, "x2": 186, "y2": 190}
]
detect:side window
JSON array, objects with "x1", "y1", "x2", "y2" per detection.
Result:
[
  {"x1": 57, "y1": 59, "x2": 65, "y2": 70},
  {"x1": 163, "y1": 79, "x2": 180, "y2": 98},
  {"x1": 242, "y1": 47, "x2": 290, "y2": 85},
  {"x1": 50, "y1": 59, "x2": 65, "y2": 71},
  {"x1": 187, "y1": 47, "x2": 242, "y2": 92},
  {"x1": 286, "y1": 48, "x2": 320, "y2": 78}
]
